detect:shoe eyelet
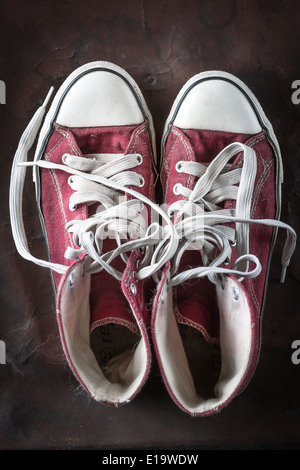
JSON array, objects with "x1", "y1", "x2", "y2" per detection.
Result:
[
  {"x1": 69, "y1": 203, "x2": 77, "y2": 212},
  {"x1": 138, "y1": 176, "x2": 145, "y2": 187},
  {"x1": 168, "y1": 210, "x2": 174, "y2": 219},
  {"x1": 136, "y1": 154, "x2": 143, "y2": 165},
  {"x1": 173, "y1": 183, "x2": 182, "y2": 195},
  {"x1": 138, "y1": 247, "x2": 145, "y2": 255},
  {"x1": 233, "y1": 288, "x2": 239, "y2": 300},
  {"x1": 68, "y1": 176, "x2": 74, "y2": 186},
  {"x1": 62, "y1": 153, "x2": 69, "y2": 164},
  {"x1": 130, "y1": 282, "x2": 137, "y2": 296},
  {"x1": 175, "y1": 161, "x2": 184, "y2": 173},
  {"x1": 69, "y1": 273, "x2": 75, "y2": 288}
]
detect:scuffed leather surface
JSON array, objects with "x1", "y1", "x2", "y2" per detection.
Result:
[{"x1": 1, "y1": 0, "x2": 299, "y2": 450}]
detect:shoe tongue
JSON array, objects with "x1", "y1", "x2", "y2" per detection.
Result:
[
  {"x1": 70, "y1": 124, "x2": 138, "y2": 155},
  {"x1": 175, "y1": 263, "x2": 220, "y2": 343},
  {"x1": 89, "y1": 270, "x2": 139, "y2": 333},
  {"x1": 182, "y1": 128, "x2": 252, "y2": 164}
]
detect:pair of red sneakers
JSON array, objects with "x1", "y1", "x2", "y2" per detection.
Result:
[{"x1": 10, "y1": 62, "x2": 296, "y2": 416}]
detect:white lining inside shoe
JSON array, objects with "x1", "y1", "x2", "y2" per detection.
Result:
[
  {"x1": 58, "y1": 261, "x2": 149, "y2": 404},
  {"x1": 154, "y1": 275, "x2": 253, "y2": 415}
]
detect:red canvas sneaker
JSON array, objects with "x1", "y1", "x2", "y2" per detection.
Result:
[
  {"x1": 152, "y1": 71, "x2": 296, "y2": 416},
  {"x1": 9, "y1": 61, "x2": 176, "y2": 406}
]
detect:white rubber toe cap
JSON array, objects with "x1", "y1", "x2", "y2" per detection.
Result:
[
  {"x1": 56, "y1": 69, "x2": 144, "y2": 127},
  {"x1": 173, "y1": 78, "x2": 262, "y2": 134}
]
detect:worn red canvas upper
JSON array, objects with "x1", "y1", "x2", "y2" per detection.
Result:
[
  {"x1": 41, "y1": 122, "x2": 155, "y2": 331},
  {"x1": 161, "y1": 126, "x2": 276, "y2": 343},
  {"x1": 10, "y1": 62, "x2": 158, "y2": 406},
  {"x1": 151, "y1": 71, "x2": 295, "y2": 416}
]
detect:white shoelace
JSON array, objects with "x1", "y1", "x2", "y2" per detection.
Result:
[
  {"x1": 9, "y1": 89, "x2": 296, "y2": 287},
  {"x1": 9, "y1": 88, "x2": 178, "y2": 281},
  {"x1": 166, "y1": 142, "x2": 296, "y2": 287}
]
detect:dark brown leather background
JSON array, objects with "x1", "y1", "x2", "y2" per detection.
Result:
[{"x1": 0, "y1": 0, "x2": 299, "y2": 450}]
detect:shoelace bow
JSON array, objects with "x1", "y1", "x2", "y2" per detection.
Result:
[
  {"x1": 165, "y1": 142, "x2": 296, "y2": 288},
  {"x1": 9, "y1": 88, "x2": 178, "y2": 281}
]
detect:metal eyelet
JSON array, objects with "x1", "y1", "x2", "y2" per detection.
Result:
[
  {"x1": 69, "y1": 203, "x2": 77, "y2": 212},
  {"x1": 138, "y1": 176, "x2": 145, "y2": 187},
  {"x1": 233, "y1": 288, "x2": 239, "y2": 300},
  {"x1": 175, "y1": 161, "x2": 183, "y2": 173},
  {"x1": 130, "y1": 282, "x2": 137, "y2": 296},
  {"x1": 173, "y1": 183, "x2": 181, "y2": 195},
  {"x1": 136, "y1": 154, "x2": 143, "y2": 165},
  {"x1": 69, "y1": 273, "x2": 75, "y2": 288}
]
